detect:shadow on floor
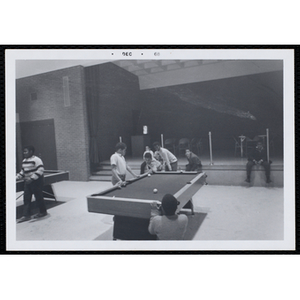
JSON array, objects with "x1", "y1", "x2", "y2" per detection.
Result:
[
  {"x1": 183, "y1": 212, "x2": 207, "y2": 240},
  {"x1": 16, "y1": 200, "x2": 66, "y2": 219},
  {"x1": 94, "y1": 227, "x2": 114, "y2": 240},
  {"x1": 93, "y1": 212, "x2": 207, "y2": 241}
]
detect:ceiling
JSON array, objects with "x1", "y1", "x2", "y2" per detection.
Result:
[
  {"x1": 15, "y1": 59, "x2": 220, "y2": 79},
  {"x1": 112, "y1": 60, "x2": 221, "y2": 76},
  {"x1": 16, "y1": 59, "x2": 283, "y2": 91}
]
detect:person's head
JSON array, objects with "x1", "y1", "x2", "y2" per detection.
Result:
[
  {"x1": 115, "y1": 142, "x2": 127, "y2": 156},
  {"x1": 145, "y1": 146, "x2": 151, "y2": 152},
  {"x1": 144, "y1": 152, "x2": 153, "y2": 164},
  {"x1": 185, "y1": 149, "x2": 192, "y2": 158},
  {"x1": 161, "y1": 194, "x2": 180, "y2": 216},
  {"x1": 153, "y1": 142, "x2": 161, "y2": 151},
  {"x1": 23, "y1": 145, "x2": 35, "y2": 158}
]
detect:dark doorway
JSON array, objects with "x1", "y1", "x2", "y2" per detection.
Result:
[{"x1": 18, "y1": 119, "x2": 58, "y2": 170}]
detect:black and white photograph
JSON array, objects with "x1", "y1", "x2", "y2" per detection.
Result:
[{"x1": 5, "y1": 48, "x2": 295, "y2": 251}]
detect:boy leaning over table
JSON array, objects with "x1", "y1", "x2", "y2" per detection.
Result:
[{"x1": 148, "y1": 194, "x2": 188, "y2": 240}]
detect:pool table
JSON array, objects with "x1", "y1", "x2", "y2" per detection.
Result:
[
  {"x1": 87, "y1": 171, "x2": 207, "y2": 240},
  {"x1": 16, "y1": 170, "x2": 69, "y2": 200}
]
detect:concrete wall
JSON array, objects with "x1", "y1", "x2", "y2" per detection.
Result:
[{"x1": 202, "y1": 165, "x2": 283, "y2": 187}]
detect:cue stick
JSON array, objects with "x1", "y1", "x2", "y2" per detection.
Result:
[
  {"x1": 16, "y1": 192, "x2": 24, "y2": 200},
  {"x1": 161, "y1": 134, "x2": 164, "y2": 147},
  {"x1": 266, "y1": 128, "x2": 270, "y2": 163},
  {"x1": 209, "y1": 131, "x2": 214, "y2": 165}
]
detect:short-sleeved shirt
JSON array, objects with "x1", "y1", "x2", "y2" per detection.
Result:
[
  {"x1": 148, "y1": 214, "x2": 188, "y2": 240},
  {"x1": 110, "y1": 152, "x2": 127, "y2": 176}
]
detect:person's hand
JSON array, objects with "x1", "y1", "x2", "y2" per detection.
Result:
[
  {"x1": 117, "y1": 180, "x2": 126, "y2": 187},
  {"x1": 150, "y1": 202, "x2": 161, "y2": 217},
  {"x1": 24, "y1": 177, "x2": 33, "y2": 184}
]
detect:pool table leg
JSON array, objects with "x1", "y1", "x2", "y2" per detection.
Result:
[
  {"x1": 183, "y1": 198, "x2": 194, "y2": 215},
  {"x1": 190, "y1": 198, "x2": 194, "y2": 215}
]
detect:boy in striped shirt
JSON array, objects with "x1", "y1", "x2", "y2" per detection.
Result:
[{"x1": 16, "y1": 146, "x2": 47, "y2": 223}]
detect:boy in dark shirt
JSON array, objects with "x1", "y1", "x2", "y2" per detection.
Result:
[
  {"x1": 245, "y1": 142, "x2": 271, "y2": 183},
  {"x1": 185, "y1": 149, "x2": 202, "y2": 172}
]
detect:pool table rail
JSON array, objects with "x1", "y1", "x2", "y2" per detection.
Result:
[
  {"x1": 16, "y1": 170, "x2": 69, "y2": 192},
  {"x1": 87, "y1": 172, "x2": 207, "y2": 219}
]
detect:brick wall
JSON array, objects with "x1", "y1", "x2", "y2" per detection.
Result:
[{"x1": 16, "y1": 66, "x2": 90, "y2": 181}]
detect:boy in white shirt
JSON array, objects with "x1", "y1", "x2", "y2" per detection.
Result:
[
  {"x1": 110, "y1": 142, "x2": 139, "y2": 186},
  {"x1": 153, "y1": 142, "x2": 178, "y2": 171}
]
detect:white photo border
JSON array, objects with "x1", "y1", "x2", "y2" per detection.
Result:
[{"x1": 5, "y1": 47, "x2": 296, "y2": 252}]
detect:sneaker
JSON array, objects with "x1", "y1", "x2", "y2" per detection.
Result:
[
  {"x1": 17, "y1": 216, "x2": 31, "y2": 223},
  {"x1": 33, "y1": 212, "x2": 48, "y2": 219},
  {"x1": 245, "y1": 178, "x2": 250, "y2": 183}
]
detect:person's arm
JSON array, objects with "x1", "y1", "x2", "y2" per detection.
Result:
[
  {"x1": 148, "y1": 218, "x2": 156, "y2": 235},
  {"x1": 152, "y1": 159, "x2": 162, "y2": 172},
  {"x1": 147, "y1": 160, "x2": 159, "y2": 173},
  {"x1": 28, "y1": 157, "x2": 44, "y2": 181},
  {"x1": 24, "y1": 157, "x2": 45, "y2": 184},
  {"x1": 161, "y1": 149, "x2": 171, "y2": 170},
  {"x1": 16, "y1": 169, "x2": 24, "y2": 181},
  {"x1": 126, "y1": 165, "x2": 139, "y2": 178},
  {"x1": 111, "y1": 165, "x2": 124, "y2": 185},
  {"x1": 148, "y1": 202, "x2": 161, "y2": 235}
]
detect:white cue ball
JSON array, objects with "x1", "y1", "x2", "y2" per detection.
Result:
[
  {"x1": 148, "y1": 173, "x2": 151, "y2": 177},
  {"x1": 153, "y1": 188, "x2": 158, "y2": 194}
]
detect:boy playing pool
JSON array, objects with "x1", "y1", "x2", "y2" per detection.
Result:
[
  {"x1": 153, "y1": 141, "x2": 178, "y2": 171},
  {"x1": 141, "y1": 152, "x2": 162, "y2": 174},
  {"x1": 110, "y1": 142, "x2": 139, "y2": 186},
  {"x1": 148, "y1": 194, "x2": 188, "y2": 240}
]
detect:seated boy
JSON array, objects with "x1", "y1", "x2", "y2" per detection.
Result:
[
  {"x1": 148, "y1": 194, "x2": 188, "y2": 240},
  {"x1": 185, "y1": 149, "x2": 202, "y2": 172}
]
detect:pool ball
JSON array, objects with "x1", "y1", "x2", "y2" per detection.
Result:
[
  {"x1": 153, "y1": 188, "x2": 158, "y2": 194},
  {"x1": 148, "y1": 173, "x2": 151, "y2": 177}
]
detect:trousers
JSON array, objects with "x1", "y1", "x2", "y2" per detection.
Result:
[
  {"x1": 246, "y1": 161, "x2": 271, "y2": 180},
  {"x1": 23, "y1": 176, "x2": 47, "y2": 217}
]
